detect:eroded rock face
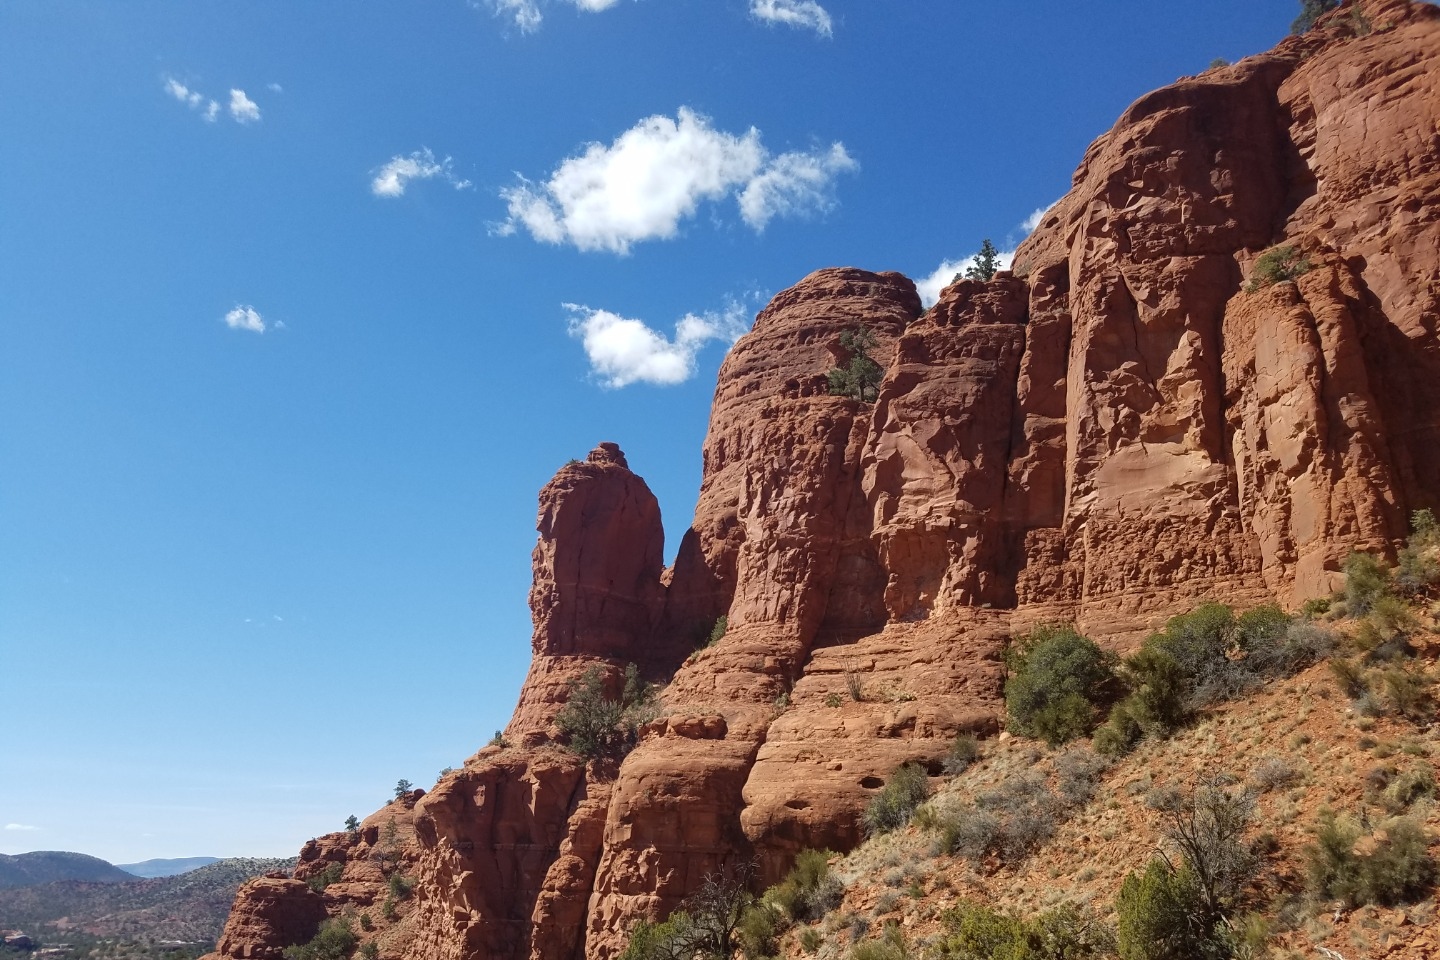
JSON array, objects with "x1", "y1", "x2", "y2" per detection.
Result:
[{"x1": 212, "y1": 5, "x2": 1440, "y2": 959}]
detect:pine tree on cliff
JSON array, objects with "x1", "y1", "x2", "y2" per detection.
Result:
[
  {"x1": 825, "y1": 325, "x2": 883, "y2": 403},
  {"x1": 959, "y1": 238, "x2": 1001, "y2": 282},
  {"x1": 1292, "y1": 0, "x2": 1339, "y2": 33}
]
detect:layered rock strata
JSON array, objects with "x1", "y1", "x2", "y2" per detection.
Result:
[{"x1": 211, "y1": 4, "x2": 1440, "y2": 959}]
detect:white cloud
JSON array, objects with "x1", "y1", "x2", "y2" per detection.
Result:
[
  {"x1": 4, "y1": 823, "x2": 40, "y2": 832},
  {"x1": 737, "y1": 143, "x2": 856, "y2": 230},
  {"x1": 229, "y1": 89, "x2": 261, "y2": 123},
  {"x1": 565, "y1": 300, "x2": 750, "y2": 387},
  {"x1": 164, "y1": 77, "x2": 219, "y2": 122},
  {"x1": 750, "y1": 0, "x2": 833, "y2": 37},
  {"x1": 569, "y1": 0, "x2": 621, "y2": 9},
  {"x1": 483, "y1": 0, "x2": 544, "y2": 31},
  {"x1": 224, "y1": 305, "x2": 266, "y2": 333},
  {"x1": 370, "y1": 148, "x2": 472, "y2": 198},
  {"x1": 1020, "y1": 206, "x2": 1049, "y2": 234},
  {"x1": 267, "y1": 82, "x2": 284, "y2": 93},
  {"x1": 497, "y1": 107, "x2": 855, "y2": 253},
  {"x1": 914, "y1": 248, "x2": 1016, "y2": 308}
]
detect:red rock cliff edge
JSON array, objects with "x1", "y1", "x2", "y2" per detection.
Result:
[{"x1": 211, "y1": 4, "x2": 1440, "y2": 958}]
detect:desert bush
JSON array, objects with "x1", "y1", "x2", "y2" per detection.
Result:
[
  {"x1": 387, "y1": 873, "x2": 413, "y2": 901},
  {"x1": 976, "y1": 772, "x2": 1061, "y2": 863},
  {"x1": 1304, "y1": 812, "x2": 1436, "y2": 906},
  {"x1": 1329, "y1": 658, "x2": 1368, "y2": 699},
  {"x1": 1115, "y1": 861, "x2": 1215, "y2": 960},
  {"x1": 282, "y1": 918, "x2": 358, "y2": 960},
  {"x1": 707, "y1": 616, "x2": 728, "y2": 647},
  {"x1": 1293, "y1": 0, "x2": 1340, "y2": 34},
  {"x1": 1344, "y1": 551, "x2": 1392, "y2": 617},
  {"x1": 1381, "y1": 767, "x2": 1436, "y2": 813},
  {"x1": 863, "y1": 763, "x2": 931, "y2": 836},
  {"x1": 1053, "y1": 747, "x2": 1110, "y2": 809},
  {"x1": 846, "y1": 672, "x2": 866, "y2": 702},
  {"x1": 1148, "y1": 777, "x2": 1257, "y2": 928},
  {"x1": 1378, "y1": 666, "x2": 1432, "y2": 720},
  {"x1": 767, "y1": 849, "x2": 843, "y2": 923},
  {"x1": 940, "y1": 901, "x2": 1114, "y2": 959},
  {"x1": 306, "y1": 862, "x2": 344, "y2": 893},
  {"x1": 1245, "y1": 244, "x2": 1311, "y2": 290},
  {"x1": 1249, "y1": 756, "x2": 1301, "y2": 793},
  {"x1": 943, "y1": 733, "x2": 981, "y2": 775},
  {"x1": 1300, "y1": 596, "x2": 1331, "y2": 619},
  {"x1": 555, "y1": 664, "x2": 656, "y2": 759},
  {"x1": 1005, "y1": 625, "x2": 1118, "y2": 746},
  {"x1": 799, "y1": 927, "x2": 824, "y2": 953},
  {"x1": 357, "y1": 943, "x2": 378, "y2": 960}
]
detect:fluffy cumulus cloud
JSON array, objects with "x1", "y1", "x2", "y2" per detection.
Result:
[
  {"x1": 749, "y1": 0, "x2": 832, "y2": 37},
  {"x1": 565, "y1": 300, "x2": 750, "y2": 387},
  {"x1": 1020, "y1": 206, "x2": 1050, "y2": 234},
  {"x1": 914, "y1": 249, "x2": 1016, "y2": 308},
  {"x1": 371, "y1": 148, "x2": 472, "y2": 197},
  {"x1": 164, "y1": 77, "x2": 219, "y2": 121},
  {"x1": 228, "y1": 89, "x2": 261, "y2": 123},
  {"x1": 497, "y1": 107, "x2": 856, "y2": 253},
  {"x1": 224, "y1": 305, "x2": 266, "y2": 334}
]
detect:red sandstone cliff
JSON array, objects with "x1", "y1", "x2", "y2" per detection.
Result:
[{"x1": 211, "y1": 3, "x2": 1440, "y2": 958}]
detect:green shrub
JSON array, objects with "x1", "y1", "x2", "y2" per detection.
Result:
[
  {"x1": 1301, "y1": 596, "x2": 1332, "y2": 619},
  {"x1": 1292, "y1": 0, "x2": 1340, "y2": 34},
  {"x1": 826, "y1": 326, "x2": 884, "y2": 403},
  {"x1": 555, "y1": 663, "x2": 657, "y2": 759},
  {"x1": 618, "y1": 913, "x2": 697, "y2": 960},
  {"x1": 1378, "y1": 666, "x2": 1432, "y2": 720},
  {"x1": 939, "y1": 901, "x2": 1114, "y2": 959},
  {"x1": 357, "y1": 943, "x2": 377, "y2": 960},
  {"x1": 943, "y1": 733, "x2": 980, "y2": 775},
  {"x1": 863, "y1": 763, "x2": 931, "y2": 836},
  {"x1": 799, "y1": 927, "x2": 823, "y2": 953},
  {"x1": 387, "y1": 873, "x2": 413, "y2": 901},
  {"x1": 1329, "y1": 658, "x2": 1368, "y2": 699},
  {"x1": 766, "y1": 849, "x2": 843, "y2": 923},
  {"x1": 736, "y1": 902, "x2": 781, "y2": 960},
  {"x1": 1344, "y1": 551, "x2": 1392, "y2": 617},
  {"x1": 306, "y1": 862, "x2": 344, "y2": 893},
  {"x1": 1005, "y1": 625, "x2": 1117, "y2": 746},
  {"x1": 1115, "y1": 861, "x2": 1213, "y2": 960},
  {"x1": 1381, "y1": 767, "x2": 1436, "y2": 812},
  {"x1": 1053, "y1": 747, "x2": 1109, "y2": 809},
  {"x1": 1304, "y1": 812, "x2": 1436, "y2": 906},
  {"x1": 707, "y1": 615, "x2": 728, "y2": 647},
  {"x1": 282, "y1": 918, "x2": 358, "y2": 960},
  {"x1": 1245, "y1": 244, "x2": 1311, "y2": 290}
]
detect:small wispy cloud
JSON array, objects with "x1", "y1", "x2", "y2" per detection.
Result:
[
  {"x1": 228, "y1": 89, "x2": 261, "y2": 123},
  {"x1": 223, "y1": 305, "x2": 266, "y2": 334},
  {"x1": 565, "y1": 299, "x2": 750, "y2": 387},
  {"x1": 4, "y1": 823, "x2": 40, "y2": 832},
  {"x1": 1019, "y1": 206, "x2": 1050, "y2": 234},
  {"x1": 750, "y1": 0, "x2": 832, "y2": 37},
  {"x1": 496, "y1": 107, "x2": 855, "y2": 254},
  {"x1": 266, "y1": 82, "x2": 284, "y2": 94},
  {"x1": 165, "y1": 77, "x2": 262, "y2": 125},
  {"x1": 370, "y1": 150, "x2": 471, "y2": 197},
  {"x1": 164, "y1": 77, "x2": 219, "y2": 122},
  {"x1": 371, "y1": 148, "x2": 472, "y2": 198}
]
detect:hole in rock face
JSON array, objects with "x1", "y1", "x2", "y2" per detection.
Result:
[
  {"x1": 860, "y1": 776, "x2": 884, "y2": 789},
  {"x1": 922, "y1": 759, "x2": 944, "y2": 777},
  {"x1": 784, "y1": 799, "x2": 809, "y2": 810}
]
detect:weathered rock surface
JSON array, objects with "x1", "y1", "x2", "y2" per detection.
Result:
[{"x1": 211, "y1": 5, "x2": 1440, "y2": 959}]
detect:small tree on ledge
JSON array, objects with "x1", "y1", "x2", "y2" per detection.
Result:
[
  {"x1": 956, "y1": 238, "x2": 1002, "y2": 283},
  {"x1": 825, "y1": 325, "x2": 883, "y2": 403}
]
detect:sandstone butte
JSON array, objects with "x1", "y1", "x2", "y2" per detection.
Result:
[{"x1": 209, "y1": 3, "x2": 1440, "y2": 958}]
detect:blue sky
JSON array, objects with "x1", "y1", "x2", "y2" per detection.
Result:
[{"x1": 1, "y1": 1, "x2": 1302, "y2": 863}]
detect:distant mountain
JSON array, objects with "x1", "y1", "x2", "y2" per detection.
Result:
[
  {"x1": 0, "y1": 856, "x2": 294, "y2": 941},
  {"x1": 0, "y1": 852, "x2": 132, "y2": 889},
  {"x1": 116, "y1": 857, "x2": 221, "y2": 878}
]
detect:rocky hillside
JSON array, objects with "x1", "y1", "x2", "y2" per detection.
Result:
[
  {"x1": 0, "y1": 857, "x2": 295, "y2": 942},
  {"x1": 208, "y1": 2, "x2": 1440, "y2": 959},
  {"x1": 0, "y1": 853, "x2": 133, "y2": 890}
]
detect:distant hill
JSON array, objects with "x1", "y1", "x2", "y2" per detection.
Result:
[
  {"x1": 0, "y1": 852, "x2": 132, "y2": 889},
  {"x1": 116, "y1": 857, "x2": 221, "y2": 878},
  {"x1": 0, "y1": 856, "x2": 294, "y2": 941}
]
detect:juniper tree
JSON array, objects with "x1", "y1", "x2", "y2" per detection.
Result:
[
  {"x1": 963, "y1": 239, "x2": 1002, "y2": 282},
  {"x1": 1292, "y1": 0, "x2": 1339, "y2": 33},
  {"x1": 825, "y1": 325, "x2": 883, "y2": 403}
]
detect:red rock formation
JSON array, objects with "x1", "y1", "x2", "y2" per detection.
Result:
[
  {"x1": 211, "y1": 5, "x2": 1440, "y2": 958},
  {"x1": 214, "y1": 877, "x2": 326, "y2": 960}
]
